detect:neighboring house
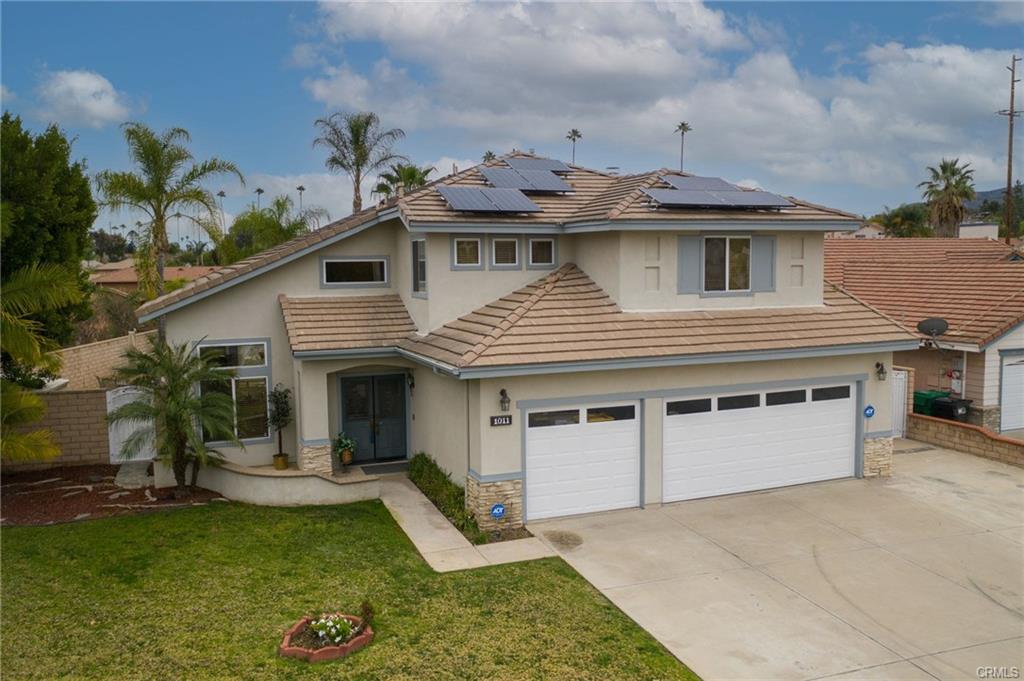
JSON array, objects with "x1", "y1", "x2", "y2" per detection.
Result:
[
  {"x1": 828, "y1": 223, "x2": 884, "y2": 239},
  {"x1": 136, "y1": 154, "x2": 917, "y2": 528},
  {"x1": 958, "y1": 222, "x2": 999, "y2": 240},
  {"x1": 91, "y1": 264, "x2": 219, "y2": 296},
  {"x1": 825, "y1": 238, "x2": 1024, "y2": 433}
]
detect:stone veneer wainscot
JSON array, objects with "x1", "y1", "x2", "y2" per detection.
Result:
[
  {"x1": 299, "y1": 443, "x2": 333, "y2": 476},
  {"x1": 863, "y1": 436, "x2": 894, "y2": 477},
  {"x1": 466, "y1": 476, "x2": 523, "y2": 531}
]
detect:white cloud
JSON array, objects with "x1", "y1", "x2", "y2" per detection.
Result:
[
  {"x1": 978, "y1": 2, "x2": 1024, "y2": 25},
  {"x1": 235, "y1": 172, "x2": 353, "y2": 222},
  {"x1": 1, "y1": 85, "x2": 15, "y2": 103},
  {"x1": 35, "y1": 69, "x2": 133, "y2": 128},
  {"x1": 426, "y1": 157, "x2": 479, "y2": 178}
]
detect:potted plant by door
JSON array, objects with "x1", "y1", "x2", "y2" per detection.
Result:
[
  {"x1": 269, "y1": 384, "x2": 294, "y2": 470},
  {"x1": 333, "y1": 433, "x2": 357, "y2": 472}
]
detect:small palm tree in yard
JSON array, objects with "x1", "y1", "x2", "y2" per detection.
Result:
[
  {"x1": 918, "y1": 158, "x2": 976, "y2": 238},
  {"x1": 313, "y1": 111, "x2": 406, "y2": 214},
  {"x1": 108, "y1": 338, "x2": 239, "y2": 497}
]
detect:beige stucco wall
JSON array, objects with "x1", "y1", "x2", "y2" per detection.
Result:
[
  {"x1": 471, "y1": 352, "x2": 893, "y2": 504},
  {"x1": 893, "y1": 347, "x2": 985, "y2": 405}
]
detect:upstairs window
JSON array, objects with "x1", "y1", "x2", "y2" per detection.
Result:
[
  {"x1": 453, "y1": 238, "x2": 481, "y2": 267},
  {"x1": 412, "y1": 238, "x2": 427, "y2": 294},
  {"x1": 322, "y1": 257, "x2": 388, "y2": 286},
  {"x1": 492, "y1": 238, "x2": 520, "y2": 268},
  {"x1": 704, "y1": 236, "x2": 750, "y2": 292},
  {"x1": 529, "y1": 238, "x2": 555, "y2": 267}
]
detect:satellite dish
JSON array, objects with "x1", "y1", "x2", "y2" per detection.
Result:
[{"x1": 917, "y1": 317, "x2": 949, "y2": 338}]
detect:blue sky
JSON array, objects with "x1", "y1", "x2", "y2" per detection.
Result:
[{"x1": 2, "y1": 1, "x2": 1021, "y2": 241}]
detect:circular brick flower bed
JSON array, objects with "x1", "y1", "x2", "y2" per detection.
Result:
[{"x1": 278, "y1": 614, "x2": 373, "y2": 663}]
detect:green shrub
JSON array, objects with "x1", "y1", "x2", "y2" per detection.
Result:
[{"x1": 408, "y1": 453, "x2": 488, "y2": 544}]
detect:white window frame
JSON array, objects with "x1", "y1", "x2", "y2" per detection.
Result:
[
  {"x1": 453, "y1": 237, "x2": 482, "y2": 268},
  {"x1": 527, "y1": 237, "x2": 556, "y2": 269},
  {"x1": 702, "y1": 235, "x2": 751, "y2": 293},
  {"x1": 491, "y1": 237, "x2": 520, "y2": 270},
  {"x1": 320, "y1": 256, "x2": 389, "y2": 288},
  {"x1": 224, "y1": 375, "x2": 271, "y2": 441},
  {"x1": 412, "y1": 237, "x2": 428, "y2": 297},
  {"x1": 198, "y1": 341, "x2": 268, "y2": 369},
  {"x1": 197, "y1": 340, "x2": 271, "y2": 444}
]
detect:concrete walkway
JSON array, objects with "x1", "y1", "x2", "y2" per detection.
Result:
[{"x1": 379, "y1": 475, "x2": 554, "y2": 572}]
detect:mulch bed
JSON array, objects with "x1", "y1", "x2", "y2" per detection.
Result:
[
  {"x1": 1, "y1": 465, "x2": 224, "y2": 526},
  {"x1": 484, "y1": 526, "x2": 533, "y2": 543}
]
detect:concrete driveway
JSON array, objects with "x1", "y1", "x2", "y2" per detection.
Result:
[{"x1": 531, "y1": 445, "x2": 1024, "y2": 680}]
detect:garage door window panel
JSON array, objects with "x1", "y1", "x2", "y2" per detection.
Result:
[
  {"x1": 528, "y1": 409, "x2": 580, "y2": 428},
  {"x1": 666, "y1": 398, "x2": 713, "y2": 415},
  {"x1": 766, "y1": 389, "x2": 807, "y2": 406},
  {"x1": 586, "y1": 405, "x2": 635, "y2": 422},
  {"x1": 718, "y1": 394, "x2": 760, "y2": 410},
  {"x1": 812, "y1": 386, "x2": 851, "y2": 401}
]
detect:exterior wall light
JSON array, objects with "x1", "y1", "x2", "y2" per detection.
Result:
[
  {"x1": 407, "y1": 372, "x2": 415, "y2": 394},
  {"x1": 499, "y1": 389, "x2": 510, "y2": 412},
  {"x1": 875, "y1": 362, "x2": 887, "y2": 381}
]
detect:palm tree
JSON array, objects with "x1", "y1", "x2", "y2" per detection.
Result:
[
  {"x1": 313, "y1": 112, "x2": 406, "y2": 214},
  {"x1": 95, "y1": 123, "x2": 244, "y2": 320},
  {"x1": 482, "y1": 150, "x2": 496, "y2": 162},
  {"x1": 566, "y1": 129, "x2": 582, "y2": 164},
  {"x1": 0, "y1": 264, "x2": 83, "y2": 462},
  {"x1": 217, "y1": 195, "x2": 328, "y2": 265},
  {"x1": 108, "y1": 337, "x2": 239, "y2": 497},
  {"x1": 373, "y1": 163, "x2": 435, "y2": 199},
  {"x1": 918, "y1": 159, "x2": 976, "y2": 237},
  {"x1": 675, "y1": 121, "x2": 693, "y2": 171}
]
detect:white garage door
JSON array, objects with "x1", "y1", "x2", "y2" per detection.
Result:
[
  {"x1": 525, "y1": 402, "x2": 640, "y2": 521},
  {"x1": 1001, "y1": 357, "x2": 1024, "y2": 432},
  {"x1": 663, "y1": 384, "x2": 856, "y2": 503}
]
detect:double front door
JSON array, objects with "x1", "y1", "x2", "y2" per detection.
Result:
[{"x1": 340, "y1": 375, "x2": 407, "y2": 462}]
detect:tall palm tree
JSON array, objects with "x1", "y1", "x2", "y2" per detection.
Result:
[
  {"x1": 675, "y1": 121, "x2": 693, "y2": 171},
  {"x1": 373, "y1": 163, "x2": 435, "y2": 199},
  {"x1": 108, "y1": 338, "x2": 239, "y2": 497},
  {"x1": 566, "y1": 129, "x2": 582, "y2": 164},
  {"x1": 0, "y1": 264, "x2": 83, "y2": 462},
  {"x1": 482, "y1": 150, "x2": 497, "y2": 162},
  {"x1": 95, "y1": 123, "x2": 244, "y2": 319},
  {"x1": 217, "y1": 195, "x2": 328, "y2": 265},
  {"x1": 918, "y1": 158, "x2": 976, "y2": 238},
  {"x1": 313, "y1": 112, "x2": 406, "y2": 214}
]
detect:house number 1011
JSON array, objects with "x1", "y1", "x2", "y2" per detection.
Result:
[{"x1": 490, "y1": 415, "x2": 512, "y2": 427}]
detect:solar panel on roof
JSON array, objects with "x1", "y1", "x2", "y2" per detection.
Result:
[
  {"x1": 661, "y1": 175, "x2": 737, "y2": 192},
  {"x1": 437, "y1": 185, "x2": 542, "y2": 213},
  {"x1": 709, "y1": 190, "x2": 793, "y2": 208},
  {"x1": 505, "y1": 157, "x2": 571, "y2": 173},
  {"x1": 480, "y1": 165, "x2": 573, "y2": 192},
  {"x1": 642, "y1": 188, "x2": 728, "y2": 207},
  {"x1": 479, "y1": 167, "x2": 529, "y2": 189},
  {"x1": 516, "y1": 169, "x2": 572, "y2": 192}
]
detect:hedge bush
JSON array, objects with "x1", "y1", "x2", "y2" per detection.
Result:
[{"x1": 407, "y1": 453, "x2": 488, "y2": 544}]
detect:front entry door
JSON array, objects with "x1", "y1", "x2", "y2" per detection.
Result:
[{"x1": 340, "y1": 375, "x2": 407, "y2": 462}]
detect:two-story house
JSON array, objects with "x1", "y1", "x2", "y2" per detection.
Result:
[{"x1": 136, "y1": 154, "x2": 917, "y2": 529}]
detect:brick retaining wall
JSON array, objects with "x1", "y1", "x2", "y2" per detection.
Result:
[
  {"x1": 57, "y1": 330, "x2": 154, "y2": 390},
  {"x1": 6, "y1": 390, "x2": 110, "y2": 470},
  {"x1": 907, "y1": 413, "x2": 1023, "y2": 467}
]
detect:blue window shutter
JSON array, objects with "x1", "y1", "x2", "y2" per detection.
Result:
[
  {"x1": 677, "y1": 236, "x2": 702, "y2": 293},
  {"x1": 751, "y1": 235, "x2": 776, "y2": 292}
]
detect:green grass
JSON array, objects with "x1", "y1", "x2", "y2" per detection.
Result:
[{"x1": 1, "y1": 501, "x2": 698, "y2": 680}]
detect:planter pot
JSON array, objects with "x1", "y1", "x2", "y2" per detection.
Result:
[
  {"x1": 340, "y1": 449, "x2": 353, "y2": 466},
  {"x1": 272, "y1": 454, "x2": 289, "y2": 471},
  {"x1": 279, "y1": 614, "x2": 373, "y2": 663}
]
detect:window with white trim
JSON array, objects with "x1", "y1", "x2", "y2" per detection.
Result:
[
  {"x1": 199, "y1": 342, "x2": 270, "y2": 441},
  {"x1": 529, "y1": 238, "x2": 555, "y2": 267},
  {"x1": 412, "y1": 238, "x2": 427, "y2": 294},
  {"x1": 492, "y1": 238, "x2": 519, "y2": 267},
  {"x1": 322, "y1": 258, "x2": 388, "y2": 285},
  {"x1": 454, "y1": 238, "x2": 481, "y2": 267},
  {"x1": 704, "y1": 236, "x2": 750, "y2": 292}
]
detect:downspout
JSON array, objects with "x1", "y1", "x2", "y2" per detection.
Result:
[
  {"x1": 465, "y1": 381, "x2": 471, "y2": 476},
  {"x1": 961, "y1": 350, "x2": 968, "y2": 399}
]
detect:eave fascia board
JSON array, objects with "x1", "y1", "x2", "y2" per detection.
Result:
[
  {"x1": 450, "y1": 339, "x2": 921, "y2": 379},
  {"x1": 404, "y1": 220, "x2": 563, "y2": 234},
  {"x1": 563, "y1": 219, "x2": 860, "y2": 234},
  {"x1": 137, "y1": 213, "x2": 392, "y2": 323},
  {"x1": 978, "y1": 317, "x2": 1024, "y2": 351},
  {"x1": 292, "y1": 347, "x2": 401, "y2": 360}
]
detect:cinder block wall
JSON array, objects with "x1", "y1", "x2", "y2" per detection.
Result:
[
  {"x1": 6, "y1": 390, "x2": 110, "y2": 470},
  {"x1": 57, "y1": 330, "x2": 155, "y2": 390},
  {"x1": 907, "y1": 414, "x2": 1023, "y2": 468}
]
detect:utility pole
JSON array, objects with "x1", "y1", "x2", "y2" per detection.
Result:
[{"x1": 998, "y1": 55, "x2": 1020, "y2": 245}]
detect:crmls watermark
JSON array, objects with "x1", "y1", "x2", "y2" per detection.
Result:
[{"x1": 977, "y1": 667, "x2": 1020, "y2": 679}]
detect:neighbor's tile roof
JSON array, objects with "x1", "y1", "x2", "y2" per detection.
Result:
[
  {"x1": 826, "y1": 262, "x2": 1024, "y2": 347},
  {"x1": 824, "y1": 238, "x2": 1017, "y2": 284},
  {"x1": 400, "y1": 264, "x2": 915, "y2": 370},
  {"x1": 91, "y1": 265, "x2": 218, "y2": 285},
  {"x1": 279, "y1": 294, "x2": 416, "y2": 354}
]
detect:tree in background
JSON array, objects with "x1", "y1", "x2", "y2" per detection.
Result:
[
  {"x1": 918, "y1": 158, "x2": 976, "y2": 238},
  {"x1": 869, "y1": 203, "x2": 932, "y2": 238},
  {"x1": 314, "y1": 111, "x2": 406, "y2": 214},
  {"x1": 95, "y1": 123, "x2": 244, "y2": 321},
  {"x1": 977, "y1": 180, "x2": 1024, "y2": 239},
  {"x1": 90, "y1": 229, "x2": 133, "y2": 262},
  {"x1": 675, "y1": 121, "x2": 693, "y2": 171},
  {"x1": 566, "y1": 129, "x2": 582, "y2": 164},
  {"x1": 482, "y1": 151, "x2": 496, "y2": 162},
  {"x1": 216, "y1": 195, "x2": 328, "y2": 265},
  {"x1": 373, "y1": 163, "x2": 435, "y2": 199},
  {"x1": 1, "y1": 113, "x2": 96, "y2": 346},
  {"x1": 108, "y1": 338, "x2": 239, "y2": 497}
]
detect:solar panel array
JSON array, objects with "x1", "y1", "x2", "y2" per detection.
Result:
[
  {"x1": 437, "y1": 186, "x2": 542, "y2": 213},
  {"x1": 647, "y1": 175, "x2": 793, "y2": 209},
  {"x1": 480, "y1": 166, "x2": 572, "y2": 193}
]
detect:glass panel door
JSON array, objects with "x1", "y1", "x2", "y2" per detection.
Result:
[
  {"x1": 339, "y1": 375, "x2": 407, "y2": 462},
  {"x1": 340, "y1": 378, "x2": 374, "y2": 463}
]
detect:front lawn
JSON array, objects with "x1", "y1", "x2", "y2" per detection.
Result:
[{"x1": 1, "y1": 501, "x2": 697, "y2": 680}]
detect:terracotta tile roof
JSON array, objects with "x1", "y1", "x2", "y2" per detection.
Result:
[
  {"x1": 279, "y1": 294, "x2": 415, "y2": 354},
  {"x1": 400, "y1": 264, "x2": 916, "y2": 370},
  {"x1": 91, "y1": 265, "x2": 218, "y2": 285},
  {"x1": 826, "y1": 262, "x2": 1024, "y2": 347},
  {"x1": 824, "y1": 238, "x2": 1017, "y2": 284}
]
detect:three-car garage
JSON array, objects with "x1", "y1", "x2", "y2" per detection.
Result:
[{"x1": 523, "y1": 382, "x2": 859, "y2": 522}]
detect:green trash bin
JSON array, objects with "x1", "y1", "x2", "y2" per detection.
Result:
[{"x1": 913, "y1": 390, "x2": 950, "y2": 416}]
